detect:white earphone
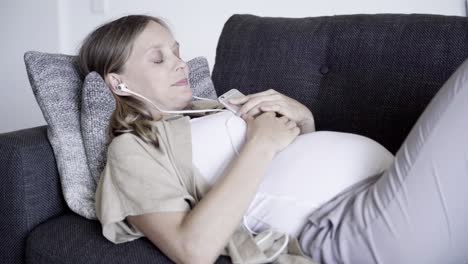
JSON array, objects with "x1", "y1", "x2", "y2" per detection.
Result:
[
  {"x1": 116, "y1": 83, "x2": 227, "y2": 114},
  {"x1": 116, "y1": 83, "x2": 242, "y2": 154},
  {"x1": 117, "y1": 82, "x2": 243, "y2": 154}
]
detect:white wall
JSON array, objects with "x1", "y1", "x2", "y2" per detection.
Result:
[
  {"x1": 1, "y1": 0, "x2": 466, "y2": 133},
  {"x1": 61, "y1": 0, "x2": 467, "y2": 69},
  {"x1": 0, "y1": 0, "x2": 59, "y2": 133}
]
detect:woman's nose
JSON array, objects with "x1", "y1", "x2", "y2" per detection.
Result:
[{"x1": 175, "y1": 58, "x2": 187, "y2": 72}]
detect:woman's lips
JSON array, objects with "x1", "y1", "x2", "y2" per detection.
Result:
[{"x1": 173, "y1": 78, "x2": 188, "y2": 86}]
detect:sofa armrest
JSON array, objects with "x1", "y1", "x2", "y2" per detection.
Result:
[{"x1": 0, "y1": 125, "x2": 68, "y2": 264}]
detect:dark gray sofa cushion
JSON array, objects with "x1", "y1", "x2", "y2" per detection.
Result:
[
  {"x1": 0, "y1": 126, "x2": 67, "y2": 263},
  {"x1": 26, "y1": 213, "x2": 232, "y2": 264},
  {"x1": 212, "y1": 14, "x2": 468, "y2": 154}
]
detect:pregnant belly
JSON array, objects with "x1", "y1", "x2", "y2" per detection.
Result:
[
  {"x1": 190, "y1": 111, "x2": 394, "y2": 236},
  {"x1": 259, "y1": 131, "x2": 393, "y2": 204}
]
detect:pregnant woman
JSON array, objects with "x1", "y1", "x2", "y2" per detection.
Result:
[{"x1": 79, "y1": 15, "x2": 468, "y2": 264}]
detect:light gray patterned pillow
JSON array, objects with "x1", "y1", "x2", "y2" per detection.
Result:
[
  {"x1": 187, "y1": 57, "x2": 218, "y2": 100},
  {"x1": 24, "y1": 51, "x2": 96, "y2": 219},
  {"x1": 80, "y1": 56, "x2": 218, "y2": 214},
  {"x1": 81, "y1": 72, "x2": 114, "y2": 186}
]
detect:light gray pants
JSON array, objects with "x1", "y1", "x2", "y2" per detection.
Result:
[{"x1": 299, "y1": 59, "x2": 468, "y2": 264}]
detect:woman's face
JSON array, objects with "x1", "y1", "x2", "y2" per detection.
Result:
[{"x1": 111, "y1": 21, "x2": 192, "y2": 116}]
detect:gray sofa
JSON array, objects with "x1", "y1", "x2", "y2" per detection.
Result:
[{"x1": 2, "y1": 13, "x2": 468, "y2": 264}]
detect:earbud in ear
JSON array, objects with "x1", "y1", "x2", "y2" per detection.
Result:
[{"x1": 117, "y1": 83, "x2": 128, "y2": 92}]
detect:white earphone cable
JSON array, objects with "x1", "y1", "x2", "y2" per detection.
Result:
[
  {"x1": 225, "y1": 115, "x2": 241, "y2": 157},
  {"x1": 192, "y1": 95, "x2": 219, "y2": 102},
  {"x1": 118, "y1": 84, "x2": 225, "y2": 114}
]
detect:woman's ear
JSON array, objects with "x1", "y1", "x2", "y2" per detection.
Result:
[{"x1": 105, "y1": 73, "x2": 130, "y2": 96}]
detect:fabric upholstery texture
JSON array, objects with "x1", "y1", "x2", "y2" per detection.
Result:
[
  {"x1": 212, "y1": 14, "x2": 468, "y2": 154},
  {"x1": 80, "y1": 72, "x2": 115, "y2": 185},
  {"x1": 24, "y1": 51, "x2": 96, "y2": 219},
  {"x1": 187, "y1": 56, "x2": 219, "y2": 99},
  {"x1": 26, "y1": 213, "x2": 232, "y2": 264},
  {"x1": 0, "y1": 126, "x2": 68, "y2": 263}
]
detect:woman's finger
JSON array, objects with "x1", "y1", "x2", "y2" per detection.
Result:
[
  {"x1": 279, "y1": 116, "x2": 289, "y2": 123},
  {"x1": 260, "y1": 102, "x2": 291, "y2": 118},
  {"x1": 246, "y1": 101, "x2": 285, "y2": 118},
  {"x1": 285, "y1": 120, "x2": 297, "y2": 129},
  {"x1": 245, "y1": 107, "x2": 263, "y2": 118},
  {"x1": 229, "y1": 89, "x2": 278, "y2": 105},
  {"x1": 290, "y1": 126, "x2": 301, "y2": 135},
  {"x1": 241, "y1": 113, "x2": 254, "y2": 123},
  {"x1": 260, "y1": 104, "x2": 280, "y2": 112},
  {"x1": 245, "y1": 89, "x2": 277, "y2": 99},
  {"x1": 228, "y1": 95, "x2": 250, "y2": 105},
  {"x1": 238, "y1": 94, "x2": 282, "y2": 115}
]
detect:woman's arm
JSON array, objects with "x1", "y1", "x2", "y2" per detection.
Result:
[
  {"x1": 127, "y1": 139, "x2": 276, "y2": 264},
  {"x1": 181, "y1": 139, "x2": 276, "y2": 262}
]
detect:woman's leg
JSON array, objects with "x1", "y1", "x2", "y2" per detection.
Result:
[{"x1": 299, "y1": 59, "x2": 468, "y2": 264}]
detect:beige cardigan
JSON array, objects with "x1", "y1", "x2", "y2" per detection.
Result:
[{"x1": 95, "y1": 101, "x2": 317, "y2": 264}]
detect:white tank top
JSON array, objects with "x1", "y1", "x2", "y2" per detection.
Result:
[{"x1": 190, "y1": 111, "x2": 394, "y2": 237}]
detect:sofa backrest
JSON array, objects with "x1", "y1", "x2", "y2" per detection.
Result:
[{"x1": 212, "y1": 14, "x2": 468, "y2": 154}]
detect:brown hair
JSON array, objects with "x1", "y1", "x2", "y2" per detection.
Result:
[{"x1": 77, "y1": 15, "x2": 172, "y2": 146}]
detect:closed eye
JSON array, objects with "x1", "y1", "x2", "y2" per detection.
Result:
[{"x1": 151, "y1": 47, "x2": 180, "y2": 64}]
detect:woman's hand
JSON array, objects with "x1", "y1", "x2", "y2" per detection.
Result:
[
  {"x1": 242, "y1": 112, "x2": 300, "y2": 155},
  {"x1": 229, "y1": 89, "x2": 316, "y2": 134}
]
